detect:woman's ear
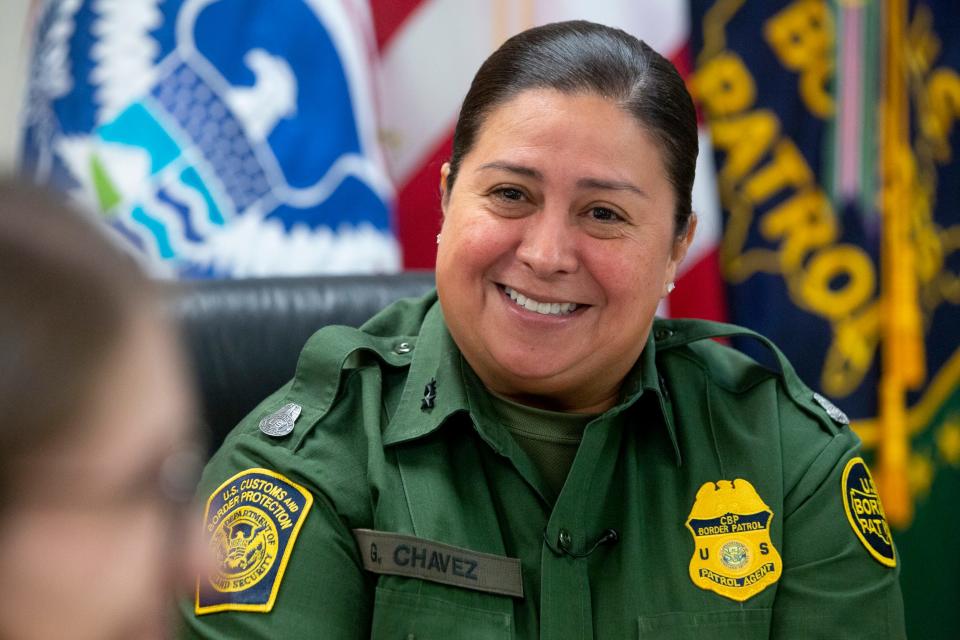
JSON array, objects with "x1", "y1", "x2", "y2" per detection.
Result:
[
  {"x1": 663, "y1": 212, "x2": 698, "y2": 296},
  {"x1": 439, "y1": 162, "x2": 451, "y2": 216},
  {"x1": 674, "y1": 212, "x2": 698, "y2": 263}
]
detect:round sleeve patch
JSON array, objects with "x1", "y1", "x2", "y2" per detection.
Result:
[
  {"x1": 841, "y1": 457, "x2": 896, "y2": 567},
  {"x1": 196, "y1": 468, "x2": 313, "y2": 615}
]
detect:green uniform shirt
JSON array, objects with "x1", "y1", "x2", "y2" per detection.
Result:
[
  {"x1": 180, "y1": 291, "x2": 905, "y2": 639},
  {"x1": 489, "y1": 390, "x2": 593, "y2": 500}
]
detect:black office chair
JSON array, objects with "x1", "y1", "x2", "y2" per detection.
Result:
[{"x1": 170, "y1": 273, "x2": 435, "y2": 454}]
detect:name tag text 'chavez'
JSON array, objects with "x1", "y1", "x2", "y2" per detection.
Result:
[{"x1": 352, "y1": 529, "x2": 523, "y2": 598}]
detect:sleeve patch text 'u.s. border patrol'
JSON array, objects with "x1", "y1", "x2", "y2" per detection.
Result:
[
  {"x1": 196, "y1": 468, "x2": 313, "y2": 615},
  {"x1": 685, "y1": 478, "x2": 782, "y2": 602},
  {"x1": 842, "y1": 457, "x2": 896, "y2": 567}
]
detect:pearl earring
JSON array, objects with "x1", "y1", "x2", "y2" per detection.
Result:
[
  {"x1": 436, "y1": 234, "x2": 441, "y2": 245},
  {"x1": 667, "y1": 282, "x2": 676, "y2": 294}
]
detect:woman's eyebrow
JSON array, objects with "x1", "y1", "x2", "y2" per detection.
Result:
[
  {"x1": 576, "y1": 177, "x2": 649, "y2": 199},
  {"x1": 476, "y1": 163, "x2": 648, "y2": 199},
  {"x1": 477, "y1": 161, "x2": 542, "y2": 179}
]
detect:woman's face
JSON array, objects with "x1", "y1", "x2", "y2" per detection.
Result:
[
  {"x1": 0, "y1": 312, "x2": 201, "y2": 640},
  {"x1": 436, "y1": 89, "x2": 694, "y2": 413}
]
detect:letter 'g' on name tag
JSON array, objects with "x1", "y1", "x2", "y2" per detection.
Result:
[{"x1": 352, "y1": 529, "x2": 524, "y2": 598}]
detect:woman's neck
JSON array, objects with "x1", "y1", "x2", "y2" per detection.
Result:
[{"x1": 489, "y1": 385, "x2": 619, "y2": 415}]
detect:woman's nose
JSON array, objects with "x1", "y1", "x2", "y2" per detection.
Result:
[{"x1": 515, "y1": 208, "x2": 579, "y2": 277}]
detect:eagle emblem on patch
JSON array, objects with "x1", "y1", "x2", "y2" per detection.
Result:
[
  {"x1": 841, "y1": 457, "x2": 896, "y2": 567},
  {"x1": 685, "y1": 479, "x2": 782, "y2": 602},
  {"x1": 196, "y1": 468, "x2": 313, "y2": 615}
]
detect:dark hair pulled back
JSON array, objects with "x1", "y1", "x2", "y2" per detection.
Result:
[{"x1": 447, "y1": 20, "x2": 698, "y2": 236}]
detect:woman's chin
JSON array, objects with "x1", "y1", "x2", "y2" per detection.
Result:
[{"x1": 485, "y1": 356, "x2": 582, "y2": 398}]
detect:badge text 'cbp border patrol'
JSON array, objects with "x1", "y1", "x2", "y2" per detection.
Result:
[{"x1": 685, "y1": 478, "x2": 782, "y2": 602}]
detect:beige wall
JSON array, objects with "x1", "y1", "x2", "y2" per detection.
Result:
[{"x1": 0, "y1": 0, "x2": 33, "y2": 173}]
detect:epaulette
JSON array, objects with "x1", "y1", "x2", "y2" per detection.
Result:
[
  {"x1": 249, "y1": 291, "x2": 439, "y2": 447},
  {"x1": 249, "y1": 326, "x2": 415, "y2": 448},
  {"x1": 652, "y1": 318, "x2": 848, "y2": 435}
]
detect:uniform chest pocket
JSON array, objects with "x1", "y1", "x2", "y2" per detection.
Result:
[
  {"x1": 637, "y1": 609, "x2": 771, "y2": 639},
  {"x1": 371, "y1": 587, "x2": 513, "y2": 640}
]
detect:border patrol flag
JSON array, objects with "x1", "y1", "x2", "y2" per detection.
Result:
[
  {"x1": 20, "y1": 0, "x2": 400, "y2": 277},
  {"x1": 690, "y1": 1, "x2": 960, "y2": 637}
]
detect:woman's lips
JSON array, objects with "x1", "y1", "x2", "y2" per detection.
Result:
[{"x1": 499, "y1": 284, "x2": 585, "y2": 317}]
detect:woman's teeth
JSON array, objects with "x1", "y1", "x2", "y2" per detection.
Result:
[{"x1": 503, "y1": 286, "x2": 578, "y2": 316}]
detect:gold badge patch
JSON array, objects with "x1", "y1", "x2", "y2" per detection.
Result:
[
  {"x1": 685, "y1": 479, "x2": 782, "y2": 602},
  {"x1": 196, "y1": 468, "x2": 313, "y2": 615},
  {"x1": 841, "y1": 457, "x2": 896, "y2": 567}
]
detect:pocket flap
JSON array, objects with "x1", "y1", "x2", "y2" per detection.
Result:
[{"x1": 638, "y1": 609, "x2": 771, "y2": 639}]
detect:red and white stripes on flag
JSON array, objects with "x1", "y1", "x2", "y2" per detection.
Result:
[{"x1": 370, "y1": 0, "x2": 726, "y2": 321}]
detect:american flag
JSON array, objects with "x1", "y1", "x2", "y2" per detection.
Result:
[{"x1": 371, "y1": 0, "x2": 726, "y2": 322}]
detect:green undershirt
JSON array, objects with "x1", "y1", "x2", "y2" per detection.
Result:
[{"x1": 488, "y1": 392, "x2": 597, "y2": 498}]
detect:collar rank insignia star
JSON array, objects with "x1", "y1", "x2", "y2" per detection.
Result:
[
  {"x1": 421, "y1": 378, "x2": 437, "y2": 411},
  {"x1": 259, "y1": 402, "x2": 301, "y2": 437},
  {"x1": 685, "y1": 478, "x2": 782, "y2": 602},
  {"x1": 196, "y1": 468, "x2": 313, "y2": 614},
  {"x1": 813, "y1": 392, "x2": 850, "y2": 425},
  {"x1": 842, "y1": 457, "x2": 896, "y2": 567}
]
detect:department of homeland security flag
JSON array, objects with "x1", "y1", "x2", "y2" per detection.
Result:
[
  {"x1": 690, "y1": 1, "x2": 960, "y2": 636},
  {"x1": 21, "y1": 0, "x2": 399, "y2": 277},
  {"x1": 20, "y1": 0, "x2": 727, "y2": 308}
]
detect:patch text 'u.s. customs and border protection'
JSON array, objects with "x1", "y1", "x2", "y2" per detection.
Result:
[{"x1": 196, "y1": 468, "x2": 313, "y2": 614}]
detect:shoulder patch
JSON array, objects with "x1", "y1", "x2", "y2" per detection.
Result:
[
  {"x1": 841, "y1": 457, "x2": 896, "y2": 567},
  {"x1": 196, "y1": 468, "x2": 313, "y2": 615},
  {"x1": 685, "y1": 478, "x2": 782, "y2": 602}
]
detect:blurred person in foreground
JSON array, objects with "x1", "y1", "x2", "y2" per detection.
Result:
[
  {"x1": 182, "y1": 21, "x2": 904, "y2": 638},
  {"x1": 0, "y1": 180, "x2": 203, "y2": 640}
]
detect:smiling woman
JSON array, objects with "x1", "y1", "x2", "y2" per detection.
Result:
[
  {"x1": 437, "y1": 89, "x2": 693, "y2": 413},
  {"x1": 182, "y1": 21, "x2": 905, "y2": 640}
]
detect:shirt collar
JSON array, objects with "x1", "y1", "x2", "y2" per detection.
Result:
[
  {"x1": 383, "y1": 301, "x2": 681, "y2": 466},
  {"x1": 383, "y1": 302, "x2": 469, "y2": 445},
  {"x1": 618, "y1": 325, "x2": 682, "y2": 466}
]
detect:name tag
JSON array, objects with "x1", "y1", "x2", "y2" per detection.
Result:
[{"x1": 352, "y1": 529, "x2": 524, "y2": 599}]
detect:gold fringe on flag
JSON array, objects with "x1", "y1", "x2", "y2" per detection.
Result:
[{"x1": 878, "y1": 0, "x2": 926, "y2": 527}]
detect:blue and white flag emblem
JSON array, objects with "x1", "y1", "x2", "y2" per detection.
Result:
[{"x1": 21, "y1": 0, "x2": 400, "y2": 277}]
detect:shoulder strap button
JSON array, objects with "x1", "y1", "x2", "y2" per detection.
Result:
[
  {"x1": 654, "y1": 328, "x2": 674, "y2": 342},
  {"x1": 394, "y1": 341, "x2": 413, "y2": 355}
]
